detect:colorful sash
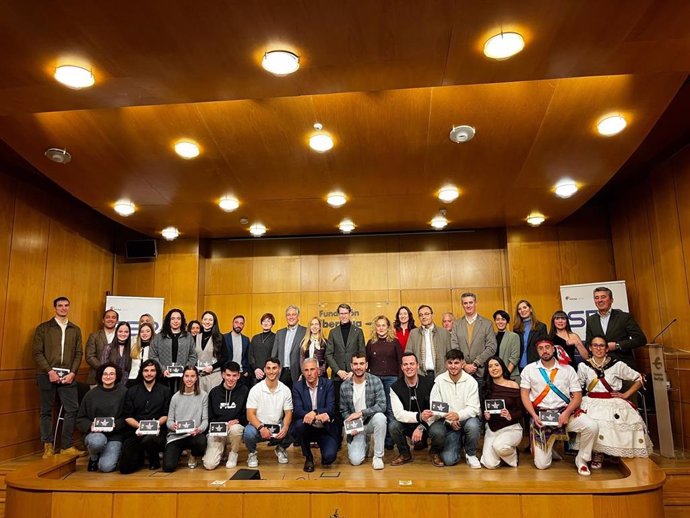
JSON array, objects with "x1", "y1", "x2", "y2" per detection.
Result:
[{"x1": 532, "y1": 367, "x2": 570, "y2": 407}]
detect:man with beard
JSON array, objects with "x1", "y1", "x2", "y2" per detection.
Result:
[
  {"x1": 119, "y1": 359, "x2": 171, "y2": 473},
  {"x1": 388, "y1": 352, "x2": 435, "y2": 465},
  {"x1": 202, "y1": 361, "x2": 248, "y2": 470},
  {"x1": 291, "y1": 358, "x2": 340, "y2": 472},
  {"x1": 85, "y1": 308, "x2": 119, "y2": 387},
  {"x1": 520, "y1": 339, "x2": 598, "y2": 476},
  {"x1": 223, "y1": 315, "x2": 251, "y2": 385},
  {"x1": 340, "y1": 354, "x2": 387, "y2": 469}
]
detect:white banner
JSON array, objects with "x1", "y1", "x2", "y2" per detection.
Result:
[
  {"x1": 559, "y1": 281, "x2": 629, "y2": 340},
  {"x1": 105, "y1": 296, "x2": 165, "y2": 336}
]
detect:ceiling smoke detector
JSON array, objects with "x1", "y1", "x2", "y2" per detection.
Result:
[
  {"x1": 449, "y1": 125, "x2": 475, "y2": 144},
  {"x1": 45, "y1": 148, "x2": 72, "y2": 164}
]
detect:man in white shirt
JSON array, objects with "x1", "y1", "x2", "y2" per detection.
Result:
[
  {"x1": 407, "y1": 305, "x2": 452, "y2": 378},
  {"x1": 244, "y1": 357, "x2": 293, "y2": 467},
  {"x1": 272, "y1": 305, "x2": 307, "y2": 389},
  {"x1": 520, "y1": 339, "x2": 598, "y2": 476},
  {"x1": 427, "y1": 349, "x2": 482, "y2": 468}
]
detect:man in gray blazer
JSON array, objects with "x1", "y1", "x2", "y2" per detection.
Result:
[
  {"x1": 326, "y1": 303, "x2": 365, "y2": 419},
  {"x1": 85, "y1": 308, "x2": 119, "y2": 386},
  {"x1": 451, "y1": 292, "x2": 497, "y2": 390},
  {"x1": 407, "y1": 305, "x2": 453, "y2": 378},
  {"x1": 271, "y1": 305, "x2": 307, "y2": 388}
]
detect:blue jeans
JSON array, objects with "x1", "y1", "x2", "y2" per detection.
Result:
[
  {"x1": 243, "y1": 424, "x2": 292, "y2": 453},
  {"x1": 378, "y1": 375, "x2": 397, "y2": 447},
  {"x1": 428, "y1": 417, "x2": 481, "y2": 466},
  {"x1": 346, "y1": 413, "x2": 386, "y2": 465},
  {"x1": 84, "y1": 433, "x2": 122, "y2": 472}
]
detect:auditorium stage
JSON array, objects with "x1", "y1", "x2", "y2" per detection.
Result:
[{"x1": 5, "y1": 445, "x2": 665, "y2": 518}]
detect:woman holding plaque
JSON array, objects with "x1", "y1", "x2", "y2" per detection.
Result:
[
  {"x1": 163, "y1": 366, "x2": 208, "y2": 472},
  {"x1": 299, "y1": 317, "x2": 328, "y2": 378},
  {"x1": 128, "y1": 322, "x2": 155, "y2": 387},
  {"x1": 76, "y1": 362, "x2": 127, "y2": 472},
  {"x1": 576, "y1": 335, "x2": 652, "y2": 469},
  {"x1": 195, "y1": 311, "x2": 227, "y2": 393},
  {"x1": 480, "y1": 356, "x2": 523, "y2": 469},
  {"x1": 150, "y1": 308, "x2": 197, "y2": 392}
]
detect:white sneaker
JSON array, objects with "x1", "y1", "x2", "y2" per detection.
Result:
[
  {"x1": 465, "y1": 455, "x2": 481, "y2": 469},
  {"x1": 187, "y1": 456, "x2": 197, "y2": 469},
  {"x1": 275, "y1": 446, "x2": 289, "y2": 464},
  {"x1": 372, "y1": 457, "x2": 384, "y2": 470},
  {"x1": 247, "y1": 451, "x2": 259, "y2": 468},
  {"x1": 226, "y1": 452, "x2": 238, "y2": 468}
]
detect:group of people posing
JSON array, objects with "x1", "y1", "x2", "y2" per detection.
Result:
[{"x1": 32, "y1": 286, "x2": 651, "y2": 476}]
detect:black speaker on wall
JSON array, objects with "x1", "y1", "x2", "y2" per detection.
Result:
[
  {"x1": 230, "y1": 469, "x2": 261, "y2": 480},
  {"x1": 125, "y1": 239, "x2": 157, "y2": 259}
]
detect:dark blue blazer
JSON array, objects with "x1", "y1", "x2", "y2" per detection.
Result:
[
  {"x1": 291, "y1": 377, "x2": 340, "y2": 439},
  {"x1": 222, "y1": 332, "x2": 250, "y2": 374}
]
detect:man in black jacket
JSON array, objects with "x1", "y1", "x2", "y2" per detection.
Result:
[
  {"x1": 202, "y1": 361, "x2": 249, "y2": 469},
  {"x1": 586, "y1": 286, "x2": 647, "y2": 369},
  {"x1": 388, "y1": 352, "x2": 435, "y2": 465}
]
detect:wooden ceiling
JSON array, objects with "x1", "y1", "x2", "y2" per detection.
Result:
[{"x1": 1, "y1": 1, "x2": 689, "y2": 238}]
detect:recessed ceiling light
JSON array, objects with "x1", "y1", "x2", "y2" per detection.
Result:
[
  {"x1": 262, "y1": 50, "x2": 300, "y2": 76},
  {"x1": 327, "y1": 191, "x2": 347, "y2": 207},
  {"x1": 174, "y1": 140, "x2": 200, "y2": 159},
  {"x1": 597, "y1": 115, "x2": 627, "y2": 136},
  {"x1": 339, "y1": 219, "x2": 355, "y2": 233},
  {"x1": 219, "y1": 196, "x2": 240, "y2": 212},
  {"x1": 309, "y1": 123, "x2": 334, "y2": 152},
  {"x1": 44, "y1": 148, "x2": 72, "y2": 164},
  {"x1": 526, "y1": 213, "x2": 545, "y2": 226},
  {"x1": 431, "y1": 209, "x2": 448, "y2": 230},
  {"x1": 483, "y1": 32, "x2": 525, "y2": 60},
  {"x1": 554, "y1": 180, "x2": 578, "y2": 199},
  {"x1": 438, "y1": 185, "x2": 460, "y2": 203},
  {"x1": 54, "y1": 65, "x2": 95, "y2": 89},
  {"x1": 249, "y1": 222, "x2": 267, "y2": 237},
  {"x1": 449, "y1": 125, "x2": 476, "y2": 143},
  {"x1": 161, "y1": 227, "x2": 180, "y2": 241},
  {"x1": 114, "y1": 200, "x2": 136, "y2": 217}
]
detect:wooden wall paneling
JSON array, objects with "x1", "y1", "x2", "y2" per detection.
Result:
[
  {"x1": 0, "y1": 411, "x2": 42, "y2": 449},
  {"x1": 153, "y1": 239, "x2": 199, "y2": 318},
  {"x1": 312, "y1": 493, "x2": 378, "y2": 518},
  {"x1": 196, "y1": 254, "x2": 206, "y2": 319},
  {"x1": 1, "y1": 196, "x2": 50, "y2": 370},
  {"x1": 253, "y1": 256, "x2": 301, "y2": 294},
  {"x1": 670, "y1": 150, "x2": 690, "y2": 350},
  {"x1": 113, "y1": 256, "x2": 156, "y2": 297},
  {"x1": 448, "y1": 495, "x2": 518, "y2": 518},
  {"x1": 300, "y1": 256, "x2": 320, "y2": 292},
  {"x1": 52, "y1": 492, "x2": 113, "y2": 518},
  {"x1": 203, "y1": 294, "x2": 252, "y2": 334},
  {"x1": 386, "y1": 249, "x2": 401, "y2": 290},
  {"x1": 449, "y1": 249, "x2": 504, "y2": 288},
  {"x1": 592, "y1": 492, "x2": 663, "y2": 518},
  {"x1": 399, "y1": 289, "x2": 452, "y2": 319},
  {"x1": 6, "y1": 487, "x2": 51, "y2": 518},
  {"x1": 113, "y1": 493, "x2": 176, "y2": 518},
  {"x1": 250, "y1": 292, "x2": 301, "y2": 336},
  {"x1": 648, "y1": 163, "x2": 690, "y2": 349},
  {"x1": 0, "y1": 175, "x2": 17, "y2": 359},
  {"x1": 399, "y1": 251, "x2": 450, "y2": 289},
  {"x1": 350, "y1": 253, "x2": 391, "y2": 291},
  {"x1": 244, "y1": 494, "x2": 309, "y2": 518},
  {"x1": 204, "y1": 257, "x2": 253, "y2": 295},
  {"x1": 318, "y1": 255, "x2": 351, "y2": 292},
  {"x1": 520, "y1": 495, "x2": 593, "y2": 518},
  {"x1": 0, "y1": 378, "x2": 39, "y2": 414},
  {"x1": 381, "y1": 494, "x2": 447, "y2": 518},
  {"x1": 557, "y1": 237, "x2": 615, "y2": 286},
  {"x1": 178, "y1": 493, "x2": 242, "y2": 516}
]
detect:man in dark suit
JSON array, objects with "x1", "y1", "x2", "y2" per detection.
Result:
[
  {"x1": 223, "y1": 315, "x2": 251, "y2": 384},
  {"x1": 326, "y1": 303, "x2": 366, "y2": 418},
  {"x1": 290, "y1": 358, "x2": 341, "y2": 472},
  {"x1": 85, "y1": 308, "x2": 119, "y2": 386},
  {"x1": 586, "y1": 286, "x2": 647, "y2": 369},
  {"x1": 271, "y1": 304, "x2": 307, "y2": 388}
]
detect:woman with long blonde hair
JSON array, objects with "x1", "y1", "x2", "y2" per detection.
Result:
[{"x1": 300, "y1": 317, "x2": 328, "y2": 377}]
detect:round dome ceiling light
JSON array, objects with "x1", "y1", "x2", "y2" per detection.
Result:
[
  {"x1": 554, "y1": 180, "x2": 578, "y2": 199},
  {"x1": 161, "y1": 227, "x2": 180, "y2": 241},
  {"x1": 262, "y1": 50, "x2": 300, "y2": 76},
  {"x1": 483, "y1": 32, "x2": 525, "y2": 60},
  {"x1": 309, "y1": 123, "x2": 334, "y2": 152},
  {"x1": 526, "y1": 213, "x2": 546, "y2": 227},
  {"x1": 597, "y1": 115, "x2": 627, "y2": 136},
  {"x1": 249, "y1": 222, "x2": 267, "y2": 237},
  {"x1": 174, "y1": 140, "x2": 200, "y2": 159},
  {"x1": 339, "y1": 219, "x2": 355, "y2": 234},
  {"x1": 219, "y1": 196, "x2": 240, "y2": 212},
  {"x1": 326, "y1": 191, "x2": 347, "y2": 207},
  {"x1": 114, "y1": 200, "x2": 136, "y2": 217},
  {"x1": 449, "y1": 125, "x2": 476, "y2": 143},
  {"x1": 431, "y1": 209, "x2": 449, "y2": 230},
  {"x1": 54, "y1": 65, "x2": 95, "y2": 89},
  {"x1": 44, "y1": 148, "x2": 72, "y2": 164},
  {"x1": 438, "y1": 185, "x2": 460, "y2": 203}
]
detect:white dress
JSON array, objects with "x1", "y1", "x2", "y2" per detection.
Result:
[{"x1": 576, "y1": 359, "x2": 652, "y2": 457}]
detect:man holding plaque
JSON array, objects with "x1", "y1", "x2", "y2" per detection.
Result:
[
  {"x1": 388, "y1": 352, "x2": 436, "y2": 465},
  {"x1": 119, "y1": 359, "x2": 171, "y2": 473},
  {"x1": 244, "y1": 357, "x2": 293, "y2": 467},
  {"x1": 520, "y1": 339, "x2": 598, "y2": 476},
  {"x1": 291, "y1": 358, "x2": 341, "y2": 472},
  {"x1": 202, "y1": 361, "x2": 248, "y2": 470},
  {"x1": 427, "y1": 349, "x2": 482, "y2": 468},
  {"x1": 32, "y1": 296, "x2": 84, "y2": 459},
  {"x1": 340, "y1": 354, "x2": 387, "y2": 469}
]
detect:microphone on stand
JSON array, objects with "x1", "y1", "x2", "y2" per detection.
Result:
[{"x1": 651, "y1": 318, "x2": 677, "y2": 344}]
